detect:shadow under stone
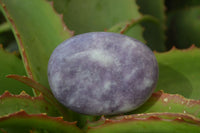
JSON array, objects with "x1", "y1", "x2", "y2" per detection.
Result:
[{"x1": 155, "y1": 63, "x2": 193, "y2": 98}]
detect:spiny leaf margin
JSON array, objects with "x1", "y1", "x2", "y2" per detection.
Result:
[
  {"x1": 130, "y1": 90, "x2": 200, "y2": 118},
  {"x1": 87, "y1": 112, "x2": 200, "y2": 133},
  {"x1": 0, "y1": 110, "x2": 82, "y2": 133},
  {"x1": 0, "y1": 91, "x2": 59, "y2": 117},
  {"x1": 0, "y1": 0, "x2": 73, "y2": 89}
]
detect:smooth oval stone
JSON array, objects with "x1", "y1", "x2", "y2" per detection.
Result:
[{"x1": 48, "y1": 32, "x2": 158, "y2": 115}]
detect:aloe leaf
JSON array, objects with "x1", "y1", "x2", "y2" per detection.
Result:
[
  {"x1": 0, "y1": 91, "x2": 59, "y2": 117},
  {"x1": 155, "y1": 46, "x2": 200, "y2": 99},
  {"x1": 87, "y1": 113, "x2": 200, "y2": 132},
  {"x1": 107, "y1": 15, "x2": 159, "y2": 43},
  {"x1": 6, "y1": 75, "x2": 53, "y2": 99},
  {"x1": 51, "y1": 0, "x2": 144, "y2": 41},
  {"x1": 0, "y1": 111, "x2": 82, "y2": 133},
  {"x1": 0, "y1": 46, "x2": 32, "y2": 95},
  {"x1": 167, "y1": 7, "x2": 200, "y2": 49},
  {"x1": 0, "y1": 0, "x2": 73, "y2": 89},
  {"x1": 136, "y1": 0, "x2": 166, "y2": 51},
  {"x1": 130, "y1": 91, "x2": 200, "y2": 118},
  {"x1": 6, "y1": 75, "x2": 73, "y2": 119},
  {"x1": 108, "y1": 22, "x2": 145, "y2": 43},
  {"x1": 6, "y1": 74, "x2": 97, "y2": 128}
]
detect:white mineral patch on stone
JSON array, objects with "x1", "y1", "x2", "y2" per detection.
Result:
[
  {"x1": 143, "y1": 77, "x2": 153, "y2": 88},
  {"x1": 103, "y1": 81, "x2": 112, "y2": 91},
  {"x1": 68, "y1": 96, "x2": 76, "y2": 105},
  {"x1": 88, "y1": 49, "x2": 114, "y2": 67},
  {"x1": 125, "y1": 68, "x2": 138, "y2": 81},
  {"x1": 51, "y1": 72, "x2": 62, "y2": 95},
  {"x1": 68, "y1": 49, "x2": 114, "y2": 67},
  {"x1": 118, "y1": 102, "x2": 133, "y2": 112},
  {"x1": 103, "y1": 81, "x2": 117, "y2": 92},
  {"x1": 137, "y1": 77, "x2": 153, "y2": 90},
  {"x1": 121, "y1": 37, "x2": 137, "y2": 50}
]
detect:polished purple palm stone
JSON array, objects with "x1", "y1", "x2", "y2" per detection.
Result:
[{"x1": 48, "y1": 32, "x2": 158, "y2": 115}]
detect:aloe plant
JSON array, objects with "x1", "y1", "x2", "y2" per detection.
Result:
[{"x1": 0, "y1": 0, "x2": 200, "y2": 132}]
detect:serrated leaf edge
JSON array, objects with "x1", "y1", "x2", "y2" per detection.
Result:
[
  {"x1": 0, "y1": 110, "x2": 76, "y2": 125},
  {"x1": 152, "y1": 90, "x2": 200, "y2": 106},
  {"x1": 48, "y1": 0, "x2": 74, "y2": 36},
  {"x1": 88, "y1": 112, "x2": 200, "y2": 129},
  {"x1": 154, "y1": 44, "x2": 200, "y2": 54},
  {"x1": 0, "y1": 1, "x2": 33, "y2": 79},
  {"x1": 6, "y1": 74, "x2": 75, "y2": 120},
  {"x1": 0, "y1": 91, "x2": 44, "y2": 101}
]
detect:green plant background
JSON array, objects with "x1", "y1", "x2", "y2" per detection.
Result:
[{"x1": 0, "y1": 0, "x2": 200, "y2": 132}]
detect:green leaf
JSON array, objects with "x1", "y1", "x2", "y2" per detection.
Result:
[
  {"x1": 52, "y1": 0, "x2": 143, "y2": 39},
  {"x1": 0, "y1": 111, "x2": 83, "y2": 133},
  {"x1": 0, "y1": 22, "x2": 10, "y2": 34},
  {"x1": 6, "y1": 75, "x2": 73, "y2": 120},
  {"x1": 0, "y1": 0, "x2": 73, "y2": 89},
  {"x1": 87, "y1": 113, "x2": 200, "y2": 133},
  {"x1": 0, "y1": 91, "x2": 59, "y2": 117},
  {"x1": 107, "y1": 15, "x2": 159, "y2": 43},
  {"x1": 0, "y1": 46, "x2": 32, "y2": 95},
  {"x1": 7, "y1": 75, "x2": 98, "y2": 128},
  {"x1": 136, "y1": 0, "x2": 166, "y2": 51},
  {"x1": 167, "y1": 7, "x2": 200, "y2": 49},
  {"x1": 108, "y1": 22, "x2": 145, "y2": 43},
  {"x1": 155, "y1": 46, "x2": 200, "y2": 99},
  {"x1": 130, "y1": 91, "x2": 200, "y2": 118}
]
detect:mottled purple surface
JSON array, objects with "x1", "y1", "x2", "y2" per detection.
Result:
[{"x1": 48, "y1": 32, "x2": 158, "y2": 115}]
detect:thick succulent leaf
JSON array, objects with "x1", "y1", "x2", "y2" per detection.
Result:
[
  {"x1": 155, "y1": 46, "x2": 200, "y2": 99},
  {"x1": 87, "y1": 113, "x2": 200, "y2": 132},
  {"x1": 136, "y1": 0, "x2": 166, "y2": 51},
  {"x1": 6, "y1": 75, "x2": 72, "y2": 119},
  {"x1": 167, "y1": 7, "x2": 200, "y2": 49},
  {"x1": 51, "y1": 0, "x2": 144, "y2": 42},
  {"x1": 107, "y1": 15, "x2": 159, "y2": 43},
  {"x1": 0, "y1": 111, "x2": 82, "y2": 133},
  {"x1": 0, "y1": 91, "x2": 59, "y2": 117},
  {"x1": 0, "y1": 46, "x2": 32, "y2": 95},
  {"x1": 130, "y1": 91, "x2": 200, "y2": 118},
  {"x1": 0, "y1": 0, "x2": 73, "y2": 89},
  {"x1": 108, "y1": 22, "x2": 145, "y2": 43},
  {"x1": 7, "y1": 74, "x2": 98, "y2": 128},
  {"x1": 52, "y1": 0, "x2": 141, "y2": 33},
  {"x1": 7, "y1": 75, "x2": 53, "y2": 99}
]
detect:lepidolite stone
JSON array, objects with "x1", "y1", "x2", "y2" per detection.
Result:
[{"x1": 48, "y1": 32, "x2": 158, "y2": 115}]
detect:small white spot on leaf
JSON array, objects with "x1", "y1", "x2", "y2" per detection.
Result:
[{"x1": 164, "y1": 98, "x2": 168, "y2": 103}]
